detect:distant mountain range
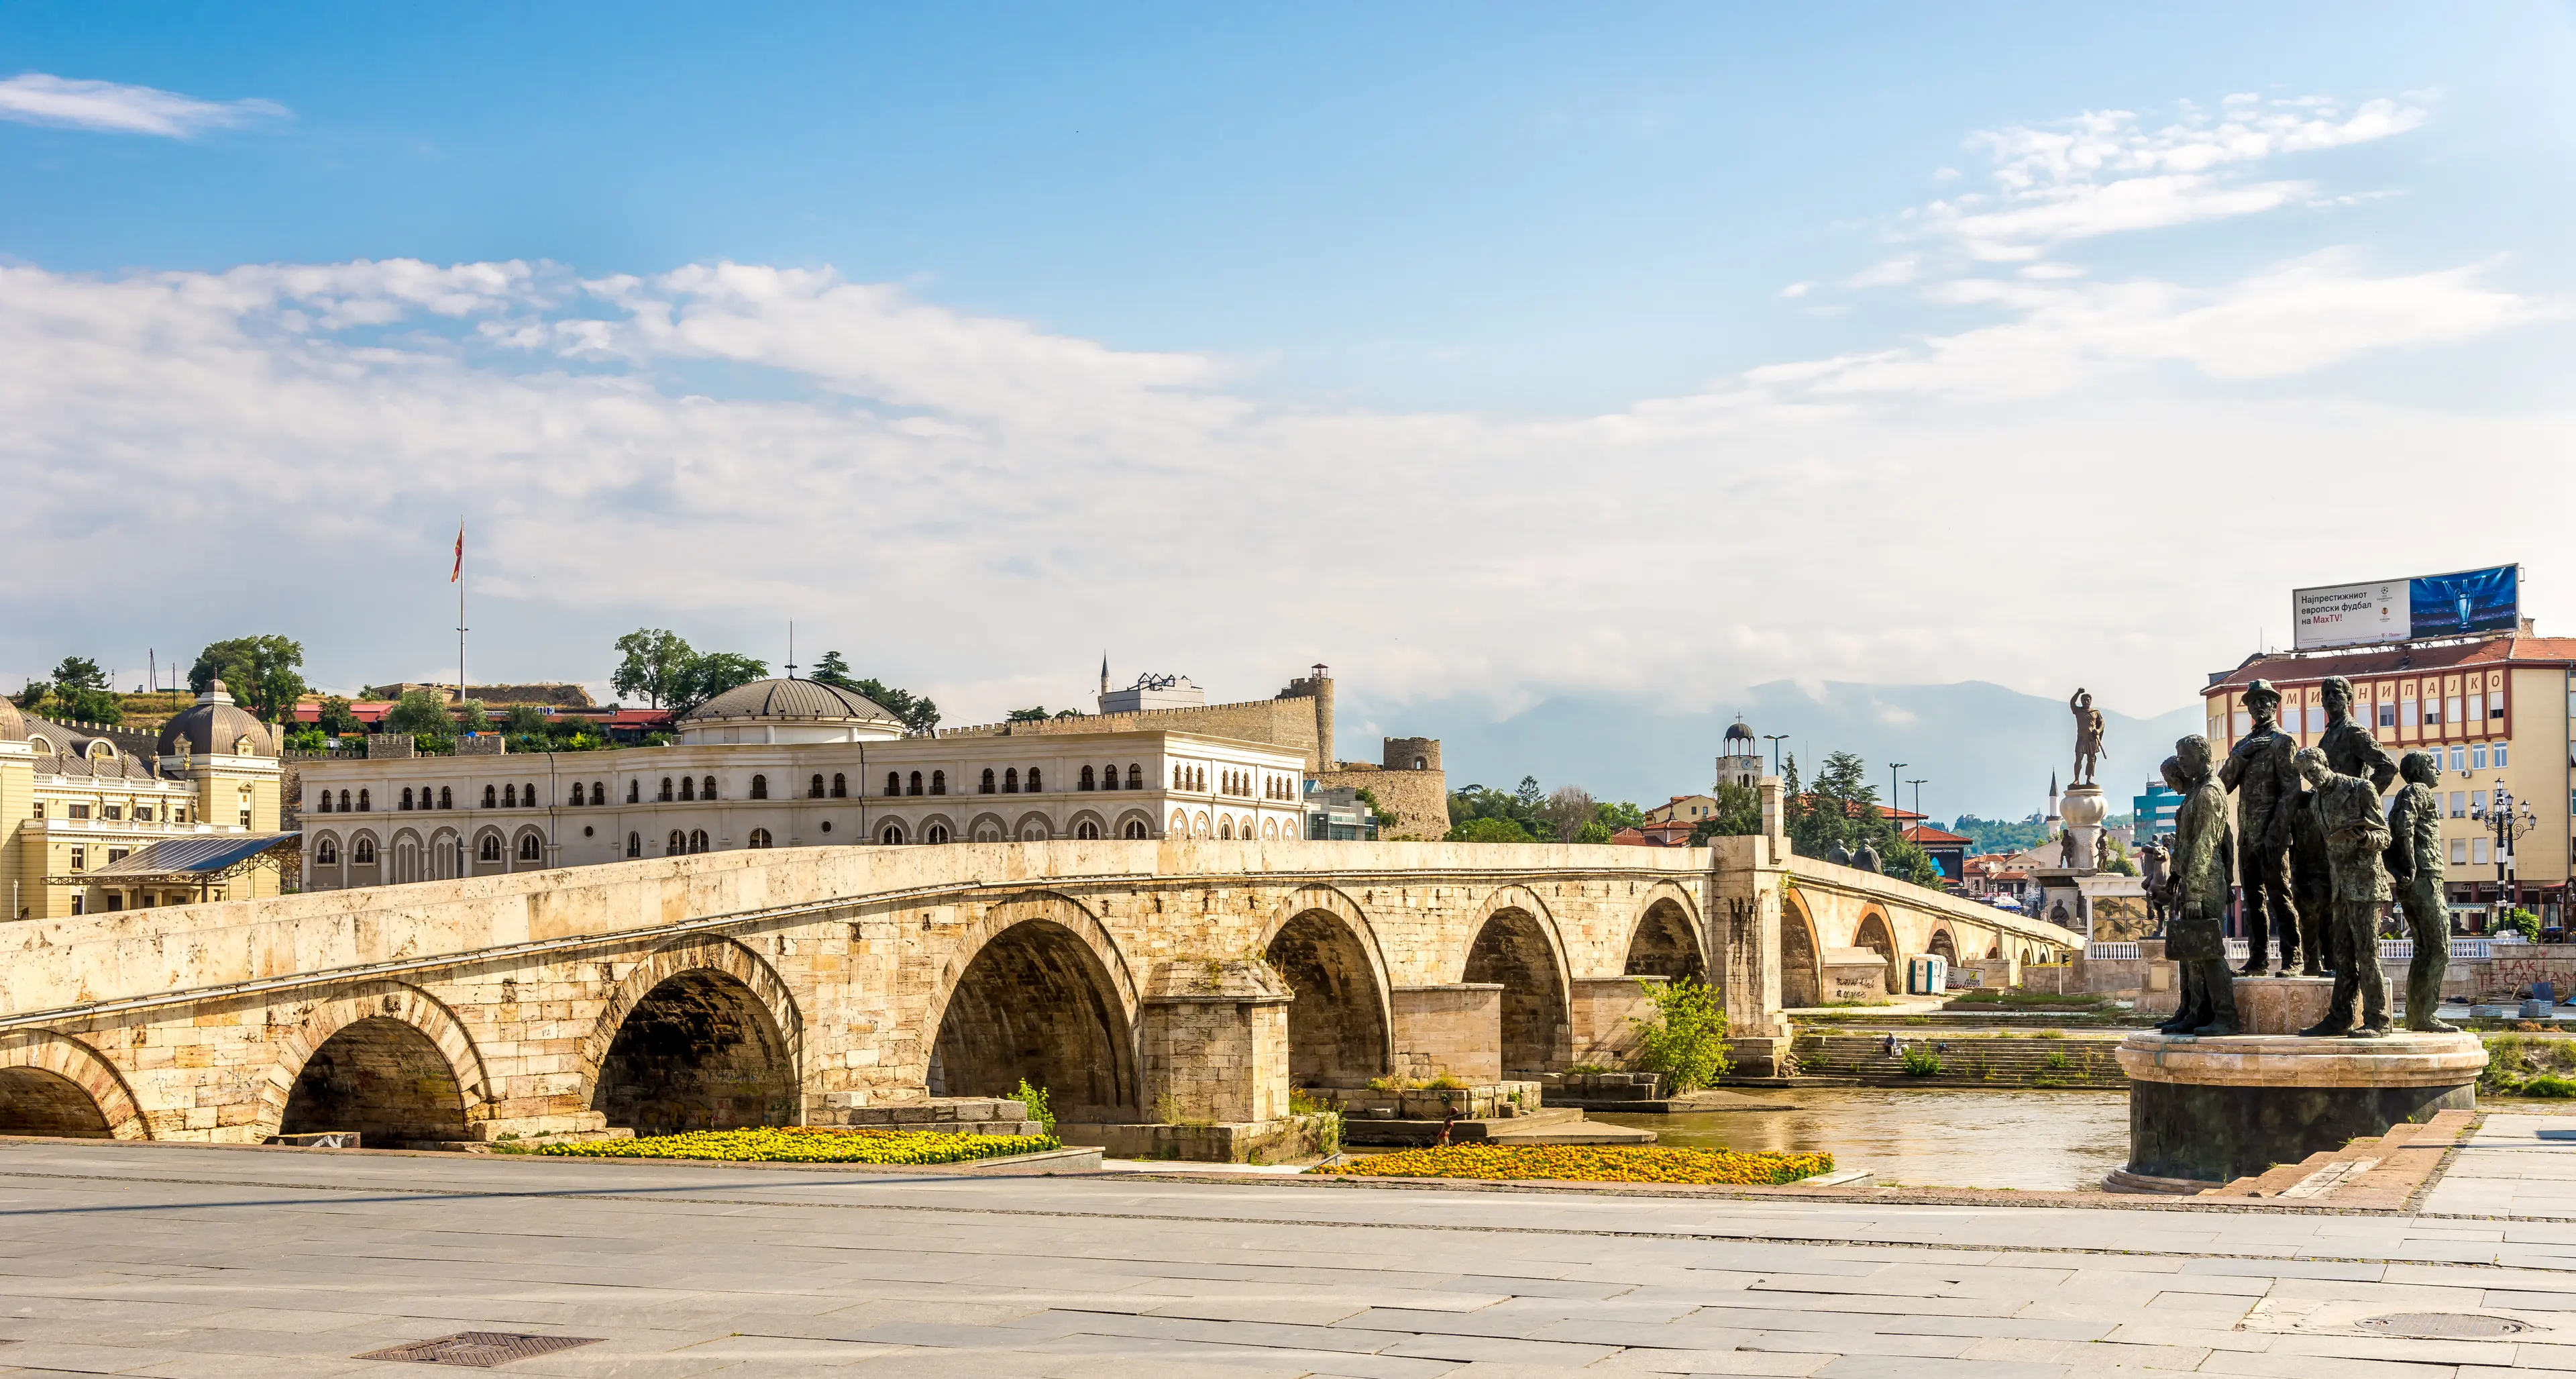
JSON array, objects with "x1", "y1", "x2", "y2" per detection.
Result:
[{"x1": 1398, "y1": 680, "x2": 2203, "y2": 825}]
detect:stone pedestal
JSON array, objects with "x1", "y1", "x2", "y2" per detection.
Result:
[
  {"x1": 2106, "y1": 1028, "x2": 2486, "y2": 1192},
  {"x1": 2229, "y1": 975, "x2": 2334, "y2": 1035},
  {"x1": 2059, "y1": 784, "x2": 2107, "y2": 871}
]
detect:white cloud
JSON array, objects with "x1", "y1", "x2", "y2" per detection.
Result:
[
  {"x1": 0, "y1": 72, "x2": 286, "y2": 137},
  {"x1": 1778, "y1": 280, "x2": 1814, "y2": 299},
  {"x1": 1845, "y1": 254, "x2": 1922, "y2": 289}
]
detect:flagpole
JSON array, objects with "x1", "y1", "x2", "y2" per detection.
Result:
[{"x1": 455, "y1": 518, "x2": 467, "y2": 710}]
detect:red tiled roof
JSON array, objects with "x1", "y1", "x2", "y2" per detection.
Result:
[
  {"x1": 2205, "y1": 633, "x2": 2576, "y2": 696},
  {"x1": 1902, "y1": 823, "x2": 1973, "y2": 846}
]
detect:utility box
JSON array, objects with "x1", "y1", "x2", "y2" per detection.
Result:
[{"x1": 1905, "y1": 955, "x2": 1948, "y2": 996}]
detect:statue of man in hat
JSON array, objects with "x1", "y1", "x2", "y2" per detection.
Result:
[
  {"x1": 2218, "y1": 678, "x2": 2302, "y2": 975},
  {"x1": 2158, "y1": 739, "x2": 2239, "y2": 1037},
  {"x1": 2297, "y1": 748, "x2": 2394, "y2": 1037},
  {"x1": 2385, "y1": 749, "x2": 2454, "y2": 1031}
]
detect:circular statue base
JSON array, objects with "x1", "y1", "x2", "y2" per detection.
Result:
[{"x1": 2108, "y1": 1023, "x2": 2485, "y2": 1191}]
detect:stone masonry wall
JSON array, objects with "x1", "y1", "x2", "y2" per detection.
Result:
[{"x1": 1313, "y1": 761, "x2": 1449, "y2": 841}]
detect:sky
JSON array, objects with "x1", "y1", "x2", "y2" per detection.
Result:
[{"x1": 3, "y1": 4, "x2": 2573, "y2": 815}]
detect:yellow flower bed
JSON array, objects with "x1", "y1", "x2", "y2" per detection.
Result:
[
  {"x1": 533, "y1": 1126, "x2": 1063, "y2": 1164},
  {"x1": 1310, "y1": 1143, "x2": 1831, "y2": 1186}
]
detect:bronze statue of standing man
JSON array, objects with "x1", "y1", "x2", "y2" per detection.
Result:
[
  {"x1": 2158, "y1": 738, "x2": 2239, "y2": 1037},
  {"x1": 2069, "y1": 689, "x2": 2106, "y2": 788},
  {"x1": 2297, "y1": 747, "x2": 2394, "y2": 1037},
  {"x1": 2385, "y1": 750, "x2": 2453, "y2": 1031},
  {"x1": 2219, "y1": 679, "x2": 2302, "y2": 975}
]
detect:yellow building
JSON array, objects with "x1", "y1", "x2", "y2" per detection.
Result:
[
  {"x1": 2204, "y1": 632, "x2": 2576, "y2": 929},
  {"x1": 1, "y1": 683, "x2": 288, "y2": 918}
]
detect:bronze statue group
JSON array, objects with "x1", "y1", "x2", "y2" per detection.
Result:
[{"x1": 2150, "y1": 676, "x2": 2451, "y2": 1039}]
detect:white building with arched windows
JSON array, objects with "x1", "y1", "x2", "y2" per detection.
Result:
[{"x1": 294, "y1": 678, "x2": 1313, "y2": 892}]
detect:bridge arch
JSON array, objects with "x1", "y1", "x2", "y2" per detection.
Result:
[
  {"x1": 1461, "y1": 885, "x2": 1574, "y2": 1076},
  {"x1": 1780, "y1": 885, "x2": 1825, "y2": 1008},
  {"x1": 1622, "y1": 883, "x2": 1707, "y2": 983},
  {"x1": 1258, "y1": 885, "x2": 1394, "y2": 1088},
  {"x1": 926, "y1": 892, "x2": 1140, "y2": 1121},
  {"x1": 0, "y1": 1031, "x2": 148, "y2": 1140},
  {"x1": 1853, "y1": 906, "x2": 1900, "y2": 993},
  {"x1": 583, "y1": 937, "x2": 803, "y2": 1137},
  {"x1": 1927, "y1": 923, "x2": 1959, "y2": 966},
  {"x1": 260, "y1": 981, "x2": 489, "y2": 1145}
]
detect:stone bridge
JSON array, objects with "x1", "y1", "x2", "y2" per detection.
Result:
[{"x1": 0, "y1": 828, "x2": 2076, "y2": 1149}]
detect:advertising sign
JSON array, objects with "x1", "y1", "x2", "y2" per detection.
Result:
[{"x1": 2292, "y1": 564, "x2": 2520, "y2": 650}]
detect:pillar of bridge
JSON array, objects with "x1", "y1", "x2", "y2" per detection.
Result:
[
  {"x1": 1136, "y1": 960, "x2": 1291, "y2": 1125},
  {"x1": 1712, "y1": 774, "x2": 1794, "y2": 1077},
  {"x1": 1387, "y1": 984, "x2": 1502, "y2": 1084},
  {"x1": 1568, "y1": 975, "x2": 1665, "y2": 1066}
]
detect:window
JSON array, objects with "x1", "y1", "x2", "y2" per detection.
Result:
[
  {"x1": 2473, "y1": 837, "x2": 2491, "y2": 865},
  {"x1": 356, "y1": 788, "x2": 370, "y2": 811},
  {"x1": 132, "y1": 807, "x2": 151, "y2": 821},
  {"x1": 484, "y1": 784, "x2": 498, "y2": 809},
  {"x1": 2233, "y1": 711, "x2": 2251, "y2": 736},
  {"x1": 591, "y1": 781, "x2": 606, "y2": 805},
  {"x1": 478, "y1": 835, "x2": 501, "y2": 862},
  {"x1": 659, "y1": 776, "x2": 674, "y2": 802},
  {"x1": 881, "y1": 821, "x2": 906, "y2": 845},
  {"x1": 504, "y1": 784, "x2": 517, "y2": 808},
  {"x1": 832, "y1": 772, "x2": 847, "y2": 799},
  {"x1": 627, "y1": 780, "x2": 641, "y2": 803},
  {"x1": 2449, "y1": 746, "x2": 2466, "y2": 773},
  {"x1": 689, "y1": 829, "x2": 708, "y2": 853},
  {"x1": 926, "y1": 823, "x2": 951, "y2": 844},
  {"x1": 1413, "y1": 756, "x2": 1428, "y2": 770},
  {"x1": 930, "y1": 770, "x2": 945, "y2": 795},
  {"x1": 908, "y1": 770, "x2": 923, "y2": 797},
  {"x1": 668, "y1": 829, "x2": 686, "y2": 856},
  {"x1": 316, "y1": 838, "x2": 339, "y2": 865},
  {"x1": 315, "y1": 793, "x2": 330, "y2": 814},
  {"x1": 2402, "y1": 698, "x2": 2418, "y2": 727},
  {"x1": 2377, "y1": 703, "x2": 2396, "y2": 729},
  {"x1": 2469, "y1": 694, "x2": 2485, "y2": 721},
  {"x1": 68, "y1": 845, "x2": 85, "y2": 871},
  {"x1": 2452, "y1": 837, "x2": 2468, "y2": 865},
  {"x1": 517, "y1": 833, "x2": 542, "y2": 862},
  {"x1": 885, "y1": 771, "x2": 903, "y2": 797},
  {"x1": 809, "y1": 774, "x2": 825, "y2": 799},
  {"x1": 1004, "y1": 768, "x2": 1018, "y2": 794},
  {"x1": 2473, "y1": 746, "x2": 2489, "y2": 770},
  {"x1": 1081, "y1": 766, "x2": 1096, "y2": 791},
  {"x1": 1127, "y1": 764, "x2": 1142, "y2": 790},
  {"x1": 2447, "y1": 695, "x2": 2463, "y2": 725},
  {"x1": 354, "y1": 837, "x2": 378, "y2": 864},
  {"x1": 680, "y1": 776, "x2": 696, "y2": 801},
  {"x1": 747, "y1": 827, "x2": 772, "y2": 848},
  {"x1": 701, "y1": 776, "x2": 716, "y2": 801},
  {"x1": 1123, "y1": 819, "x2": 1148, "y2": 839},
  {"x1": 1075, "y1": 819, "x2": 1100, "y2": 839},
  {"x1": 980, "y1": 768, "x2": 996, "y2": 795},
  {"x1": 400, "y1": 787, "x2": 415, "y2": 811},
  {"x1": 1174, "y1": 764, "x2": 1184, "y2": 788},
  {"x1": 627, "y1": 832, "x2": 641, "y2": 858},
  {"x1": 1219, "y1": 818, "x2": 1234, "y2": 839},
  {"x1": 749, "y1": 774, "x2": 769, "y2": 800},
  {"x1": 2450, "y1": 790, "x2": 2466, "y2": 818},
  {"x1": 2496, "y1": 744, "x2": 2509, "y2": 768},
  {"x1": 439, "y1": 787, "x2": 453, "y2": 809},
  {"x1": 1026, "y1": 768, "x2": 1041, "y2": 792}
]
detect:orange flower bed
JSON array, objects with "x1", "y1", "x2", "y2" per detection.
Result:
[{"x1": 1311, "y1": 1143, "x2": 1831, "y2": 1185}]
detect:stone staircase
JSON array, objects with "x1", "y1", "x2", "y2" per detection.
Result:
[
  {"x1": 1789, "y1": 1032, "x2": 2129, "y2": 1088},
  {"x1": 2200, "y1": 1108, "x2": 2474, "y2": 1207}
]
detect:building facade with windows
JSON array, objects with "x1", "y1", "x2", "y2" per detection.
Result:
[
  {"x1": 294, "y1": 678, "x2": 1311, "y2": 892},
  {"x1": 0, "y1": 684, "x2": 286, "y2": 919},
  {"x1": 2204, "y1": 633, "x2": 2576, "y2": 927}
]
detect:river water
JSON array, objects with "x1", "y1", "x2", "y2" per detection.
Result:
[{"x1": 1588, "y1": 1087, "x2": 2130, "y2": 1191}]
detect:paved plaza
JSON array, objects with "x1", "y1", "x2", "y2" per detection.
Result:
[{"x1": 1, "y1": 1121, "x2": 2575, "y2": 1379}]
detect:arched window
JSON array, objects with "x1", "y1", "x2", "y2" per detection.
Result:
[
  {"x1": 980, "y1": 768, "x2": 996, "y2": 795},
  {"x1": 400, "y1": 787, "x2": 414, "y2": 811},
  {"x1": 1080, "y1": 765, "x2": 1096, "y2": 791},
  {"x1": 689, "y1": 829, "x2": 708, "y2": 853},
  {"x1": 1102, "y1": 762, "x2": 1119, "y2": 790},
  {"x1": 680, "y1": 777, "x2": 696, "y2": 801},
  {"x1": 1263, "y1": 817, "x2": 1279, "y2": 839},
  {"x1": 659, "y1": 777, "x2": 674, "y2": 802},
  {"x1": 1124, "y1": 819, "x2": 1148, "y2": 839},
  {"x1": 517, "y1": 833, "x2": 543, "y2": 862},
  {"x1": 1003, "y1": 768, "x2": 1018, "y2": 794},
  {"x1": 591, "y1": 781, "x2": 606, "y2": 805},
  {"x1": 439, "y1": 786, "x2": 453, "y2": 809},
  {"x1": 749, "y1": 774, "x2": 769, "y2": 800},
  {"x1": 504, "y1": 784, "x2": 517, "y2": 808},
  {"x1": 930, "y1": 770, "x2": 945, "y2": 795},
  {"x1": 1219, "y1": 818, "x2": 1234, "y2": 839},
  {"x1": 483, "y1": 784, "x2": 498, "y2": 809},
  {"x1": 316, "y1": 791, "x2": 331, "y2": 813},
  {"x1": 808, "y1": 774, "x2": 824, "y2": 799},
  {"x1": 627, "y1": 780, "x2": 640, "y2": 803},
  {"x1": 747, "y1": 827, "x2": 772, "y2": 849},
  {"x1": 908, "y1": 771, "x2": 923, "y2": 797},
  {"x1": 1026, "y1": 768, "x2": 1042, "y2": 793},
  {"x1": 354, "y1": 837, "x2": 377, "y2": 864},
  {"x1": 523, "y1": 782, "x2": 537, "y2": 807},
  {"x1": 886, "y1": 772, "x2": 902, "y2": 797},
  {"x1": 1173, "y1": 764, "x2": 1184, "y2": 789},
  {"x1": 926, "y1": 823, "x2": 951, "y2": 844},
  {"x1": 880, "y1": 821, "x2": 906, "y2": 845},
  {"x1": 831, "y1": 772, "x2": 847, "y2": 799},
  {"x1": 315, "y1": 837, "x2": 339, "y2": 864},
  {"x1": 1076, "y1": 819, "x2": 1100, "y2": 839},
  {"x1": 667, "y1": 829, "x2": 685, "y2": 856},
  {"x1": 1413, "y1": 756, "x2": 1428, "y2": 770},
  {"x1": 478, "y1": 835, "x2": 501, "y2": 863},
  {"x1": 626, "y1": 832, "x2": 641, "y2": 858},
  {"x1": 357, "y1": 788, "x2": 371, "y2": 812},
  {"x1": 701, "y1": 776, "x2": 716, "y2": 800},
  {"x1": 1127, "y1": 764, "x2": 1143, "y2": 790}
]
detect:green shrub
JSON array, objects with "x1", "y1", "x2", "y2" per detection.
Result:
[
  {"x1": 1425, "y1": 1072, "x2": 1466, "y2": 1090},
  {"x1": 1627, "y1": 976, "x2": 1731, "y2": 1094},
  {"x1": 2041, "y1": 1050, "x2": 2072, "y2": 1071},
  {"x1": 1012, "y1": 1078, "x2": 1055, "y2": 1135},
  {"x1": 1900, "y1": 1047, "x2": 1943, "y2": 1077}
]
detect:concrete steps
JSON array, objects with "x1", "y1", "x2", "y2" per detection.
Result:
[{"x1": 2203, "y1": 1108, "x2": 2474, "y2": 1206}]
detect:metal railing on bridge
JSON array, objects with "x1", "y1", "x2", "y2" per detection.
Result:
[{"x1": 2084, "y1": 937, "x2": 2502, "y2": 962}]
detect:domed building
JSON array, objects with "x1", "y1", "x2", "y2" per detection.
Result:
[
  {"x1": 676, "y1": 678, "x2": 904, "y2": 746},
  {"x1": 1717, "y1": 718, "x2": 1764, "y2": 792},
  {"x1": 1, "y1": 681, "x2": 287, "y2": 919}
]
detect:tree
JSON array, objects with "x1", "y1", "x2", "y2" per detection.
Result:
[
  {"x1": 50, "y1": 656, "x2": 105, "y2": 691},
  {"x1": 1687, "y1": 780, "x2": 1764, "y2": 845},
  {"x1": 1626, "y1": 976, "x2": 1730, "y2": 1093},
  {"x1": 674, "y1": 653, "x2": 768, "y2": 713},
  {"x1": 316, "y1": 697, "x2": 364, "y2": 737},
  {"x1": 1539, "y1": 786, "x2": 1595, "y2": 841},
  {"x1": 610, "y1": 629, "x2": 695, "y2": 709},
  {"x1": 1574, "y1": 821, "x2": 1614, "y2": 844},
  {"x1": 451, "y1": 699, "x2": 492, "y2": 733},
  {"x1": 849, "y1": 677, "x2": 941, "y2": 734},
  {"x1": 188, "y1": 636, "x2": 306, "y2": 722},
  {"x1": 10, "y1": 680, "x2": 45, "y2": 711},
  {"x1": 809, "y1": 650, "x2": 855, "y2": 688},
  {"x1": 1007, "y1": 706, "x2": 1052, "y2": 722},
  {"x1": 1446, "y1": 816, "x2": 1536, "y2": 844},
  {"x1": 502, "y1": 703, "x2": 549, "y2": 737},
  {"x1": 41, "y1": 656, "x2": 122, "y2": 725},
  {"x1": 382, "y1": 689, "x2": 455, "y2": 738},
  {"x1": 1593, "y1": 799, "x2": 1646, "y2": 832}
]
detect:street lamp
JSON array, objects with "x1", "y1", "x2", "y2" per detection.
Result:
[
  {"x1": 1888, "y1": 763, "x2": 1907, "y2": 830},
  {"x1": 1907, "y1": 778, "x2": 1927, "y2": 821},
  {"x1": 1763, "y1": 734, "x2": 1788, "y2": 776},
  {"x1": 2488, "y1": 780, "x2": 2536, "y2": 931}
]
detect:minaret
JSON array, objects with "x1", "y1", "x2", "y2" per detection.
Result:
[
  {"x1": 1099, "y1": 654, "x2": 1110, "y2": 695},
  {"x1": 2045, "y1": 771, "x2": 2061, "y2": 827}
]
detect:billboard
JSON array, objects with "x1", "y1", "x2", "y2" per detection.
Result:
[{"x1": 2293, "y1": 564, "x2": 2520, "y2": 651}]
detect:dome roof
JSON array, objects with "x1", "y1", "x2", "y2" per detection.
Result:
[
  {"x1": 679, "y1": 678, "x2": 900, "y2": 725},
  {"x1": 156, "y1": 682, "x2": 278, "y2": 758},
  {"x1": 0, "y1": 694, "x2": 21, "y2": 743},
  {"x1": 1723, "y1": 719, "x2": 1756, "y2": 742}
]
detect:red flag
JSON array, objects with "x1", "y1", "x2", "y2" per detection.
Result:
[{"x1": 451, "y1": 523, "x2": 464, "y2": 582}]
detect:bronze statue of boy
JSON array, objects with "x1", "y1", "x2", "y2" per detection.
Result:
[{"x1": 2296, "y1": 748, "x2": 2394, "y2": 1037}]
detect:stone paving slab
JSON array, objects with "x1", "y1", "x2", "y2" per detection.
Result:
[{"x1": 1, "y1": 1141, "x2": 2575, "y2": 1375}]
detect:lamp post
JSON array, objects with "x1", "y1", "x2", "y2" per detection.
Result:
[
  {"x1": 1763, "y1": 734, "x2": 1788, "y2": 776},
  {"x1": 1888, "y1": 763, "x2": 1907, "y2": 836},
  {"x1": 2489, "y1": 780, "x2": 2536, "y2": 931},
  {"x1": 1907, "y1": 778, "x2": 1927, "y2": 821}
]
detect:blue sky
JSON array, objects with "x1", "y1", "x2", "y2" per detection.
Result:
[{"x1": 3, "y1": 3, "x2": 2573, "y2": 812}]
